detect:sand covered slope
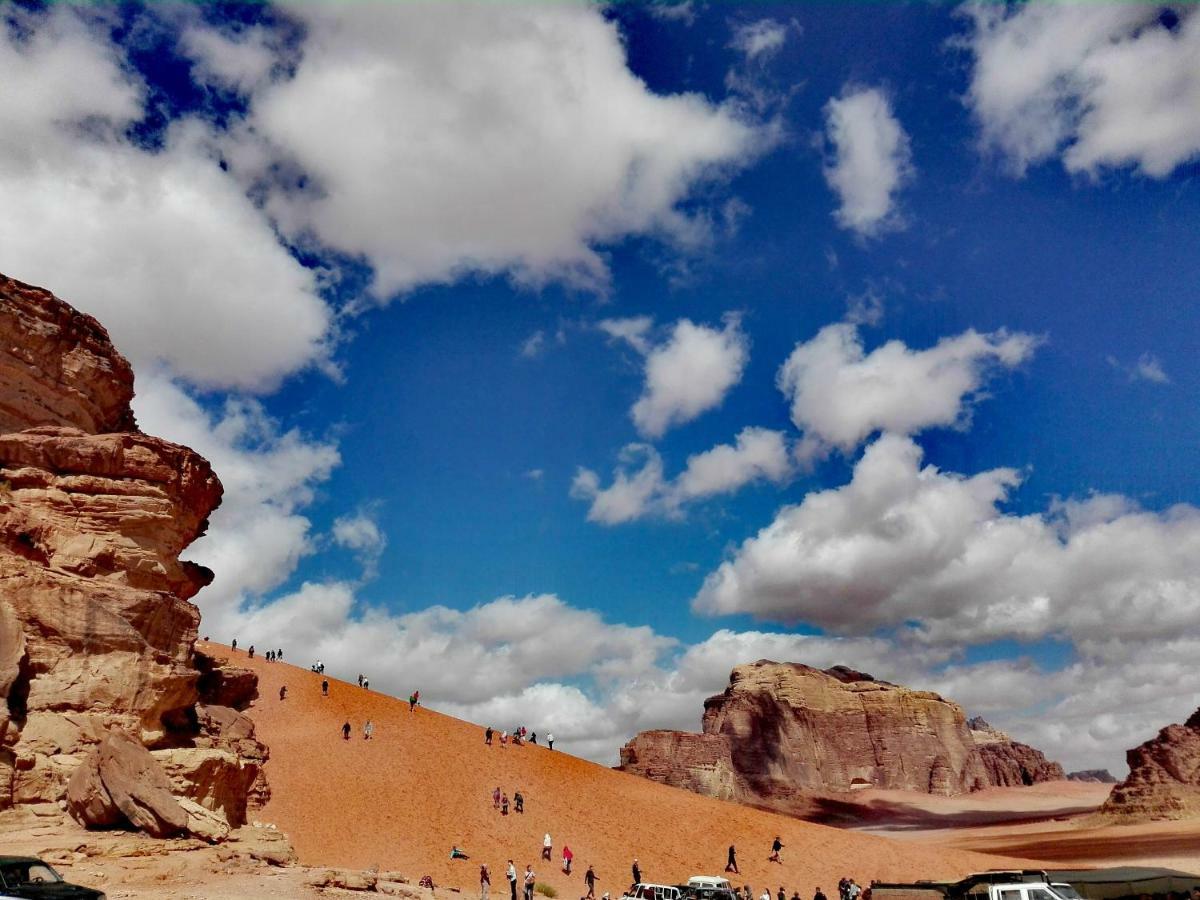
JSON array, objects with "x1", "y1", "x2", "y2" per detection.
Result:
[{"x1": 217, "y1": 643, "x2": 1033, "y2": 897}]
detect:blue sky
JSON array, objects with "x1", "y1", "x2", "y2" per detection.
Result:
[{"x1": 1, "y1": 0, "x2": 1198, "y2": 771}]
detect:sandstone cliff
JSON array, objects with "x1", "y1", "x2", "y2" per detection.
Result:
[
  {"x1": 618, "y1": 661, "x2": 1063, "y2": 809},
  {"x1": 968, "y1": 717, "x2": 1065, "y2": 787},
  {"x1": 1067, "y1": 769, "x2": 1117, "y2": 784},
  {"x1": 0, "y1": 273, "x2": 265, "y2": 839},
  {"x1": 1100, "y1": 708, "x2": 1200, "y2": 821}
]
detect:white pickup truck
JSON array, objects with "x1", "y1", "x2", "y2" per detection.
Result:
[{"x1": 872, "y1": 871, "x2": 1078, "y2": 900}]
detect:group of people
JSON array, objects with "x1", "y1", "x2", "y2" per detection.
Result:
[
  {"x1": 229, "y1": 639, "x2": 285, "y2": 662},
  {"x1": 485, "y1": 725, "x2": 554, "y2": 750},
  {"x1": 476, "y1": 859, "x2": 599, "y2": 900},
  {"x1": 724, "y1": 838, "x2": 784, "y2": 873},
  {"x1": 492, "y1": 786, "x2": 527, "y2": 816},
  {"x1": 341, "y1": 719, "x2": 375, "y2": 740},
  {"x1": 357, "y1": 673, "x2": 371, "y2": 689}
]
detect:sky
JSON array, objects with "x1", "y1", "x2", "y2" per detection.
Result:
[{"x1": 1, "y1": 0, "x2": 1198, "y2": 774}]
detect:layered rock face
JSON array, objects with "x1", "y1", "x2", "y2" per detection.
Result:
[
  {"x1": 969, "y1": 717, "x2": 1065, "y2": 787},
  {"x1": 0, "y1": 273, "x2": 265, "y2": 838},
  {"x1": 1067, "y1": 769, "x2": 1117, "y2": 783},
  {"x1": 1100, "y1": 708, "x2": 1200, "y2": 821},
  {"x1": 619, "y1": 661, "x2": 1063, "y2": 808}
]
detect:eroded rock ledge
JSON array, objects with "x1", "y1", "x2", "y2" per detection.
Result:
[
  {"x1": 1101, "y1": 707, "x2": 1200, "y2": 821},
  {"x1": 0, "y1": 273, "x2": 266, "y2": 841},
  {"x1": 618, "y1": 661, "x2": 1063, "y2": 811}
]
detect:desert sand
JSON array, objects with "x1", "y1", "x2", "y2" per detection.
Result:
[{"x1": 213, "y1": 642, "x2": 1037, "y2": 896}]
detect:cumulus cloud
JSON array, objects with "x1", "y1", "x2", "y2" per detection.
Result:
[
  {"x1": 694, "y1": 433, "x2": 1200, "y2": 650},
  {"x1": 332, "y1": 508, "x2": 388, "y2": 579},
  {"x1": 0, "y1": 7, "x2": 333, "y2": 394},
  {"x1": 960, "y1": 3, "x2": 1200, "y2": 177},
  {"x1": 598, "y1": 316, "x2": 655, "y2": 355},
  {"x1": 223, "y1": 2, "x2": 769, "y2": 298},
  {"x1": 133, "y1": 374, "x2": 340, "y2": 636},
  {"x1": 629, "y1": 315, "x2": 749, "y2": 438},
  {"x1": 729, "y1": 19, "x2": 790, "y2": 61},
  {"x1": 179, "y1": 23, "x2": 280, "y2": 93},
  {"x1": 778, "y1": 322, "x2": 1039, "y2": 458},
  {"x1": 572, "y1": 427, "x2": 792, "y2": 524},
  {"x1": 823, "y1": 87, "x2": 913, "y2": 236}
]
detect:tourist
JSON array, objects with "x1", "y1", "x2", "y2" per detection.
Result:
[
  {"x1": 584, "y1": 865, "x2": 596, "y2": 900},
  {"x1": 632, "y1": 859, "x2": 641, "y2": 885},
  {"x1": 525, "y1": 865, "x2": 536, "y2": 900},
  {"x1": 562, "y1": 846, "x2": 573, "y2": 875},
  {"x1": 493, "y1": 786, "x2": 502, "y2": 809},
  {"x1": 248, "y1": 645, "x2": 255, "y2": 659},
  {"x1": 846, "y1": 882, "x2": 861, "y2": 900},
  {"x1": 760, "y1": 889, "x2": 771, "y2": 900},
  {"x1": 543, "y1": 832, "x2": 552, "y2": 860},
  {"x1": 531, "y1": 732, "x2": 537, "y2": 744},
  {"x1": 322, "y1": 679, "x2": 329, "y2": 697},
  {"x1": 768, "y1": 836, "x2": 782, "y2": 863},
  {"x1": 547, "y1": 733, "x2": 554, "y2": 750},
  {"x1": 481, "y1": 864, "x2": 491, "y2": 900},
  {"x1": 231, "y1": 638, "x2": 238, "y2": 651},
  {"x1": 364, "y1": 720, "x2": 374, "y2": 740},
  {"x1": 486, "y1": 726, "x2": 494, "y2": 745},
  {"x1": 726, "y1": 845, "x2": 739, "y2": 874},
  {"x1": 507, "y1": 861, "x2": 517, "y2": 900},
  {"x1": 409, "y1": 689, "x2": 420, "y2": 711},
  {"x1": 358, "y1": 673, "x2": 364, "y2": 687},
  {"x1": 502, "y1": 793, "x2": 510, "y2": 815},
  {"x1": 266, "y1": 650, "x2": 273, "y2": 662},
  {"x1": 501, "y1": 730, "x2": 509, "y2": 746},
  {"x1": 814, "y1": 887, "x2": 827, "y2": 900},
  {"x1": 317, "y1": 660, "x2": 324, "y2": 673},
  {"x1": 342, "y1": 721, "x2": 351, "y2": 740},
  {"x1": 514, "y1": 790, "x2": 524, "y2": 813},
  {"x1": 279, "y1": 685, "x2": 287, "y2": 701},
  {"x1": 778, "y1": 887, "x2": 786, "y2": 900},
  {"x1": 452, "y1": 846, "x2": 470, "y2": 860},
  {"x1": 364, "y1": 678, "x2": 369, "y2": 690},
  {"x1": 792, "y1": 892, "x2": 802, "y2": 900},
  {"x1": 277, "y1": 648, "x2": 283, "y2": 660},
  {"x1": 838, "y1": 879, "x2": 849, "y2": 900}
]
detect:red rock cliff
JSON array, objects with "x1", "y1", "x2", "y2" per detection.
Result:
[
  {"x1": 1100, "y1": 708, "x2": 1200, "y2": 821},
  {"x1": 0, "y1": 273, "x2": 265, "y2": 839},
  {"x1": 618, "y1": 661, "x2": 1063, "y2": 810}
]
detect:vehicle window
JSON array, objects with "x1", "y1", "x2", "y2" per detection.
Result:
[
  {"x1": 1051, "y1": 887, "x2": 1083, "y2": 900},
  {"x1": 3, "y1": 863, "x2": 62, "y2": 885},
  {"x1": 999, "y1": 890, "x2": 1022, "y2": 900},
  {"x1": 1029, "y1": 890, "x2": 1059, "y2": 900}
]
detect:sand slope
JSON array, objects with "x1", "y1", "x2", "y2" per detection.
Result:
[{"x1": 208, "y1": 643, "x2": 1032, "y2": 897}]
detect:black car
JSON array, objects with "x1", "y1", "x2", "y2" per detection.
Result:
[{"x1": 0, "y1": 856, "x2": 105, "y2": 899}]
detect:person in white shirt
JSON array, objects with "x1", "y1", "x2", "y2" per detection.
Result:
[
  {"x1": 547, "y1": 733, "x2": 554, "y2": 750},
  {"x1": 543, "y1": 833, "x2": 552, "y2": 860},
  {"x1": 507, "y1": 861, "x2": 517, "y2": 900},
  {"x1": 524, "y1": 865, "x2": 536, "y2": 900}
]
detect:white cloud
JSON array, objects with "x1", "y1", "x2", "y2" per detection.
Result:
[
  {"x1": 225, "y1": 2, "x2": 769, "y2": 298},
  {"x1": 631, "y1": 315, "x2": 749, "y2": 438},
  {"x1": 647, "y1": 2, "x2": 696, "y2": 27},
  {"x1": 180, "y1": 23, "x2": 279, "y2": 93},
  {"x1": 332, "y1": 508, "x2": 388, "y2": 579},
  {"x1": 520, "y1": 330, "x2": 547, "y2": 359},
  {"x1": 823, "y1": 87, "x2": 913, "y2": 236},
  {"x1": 573, "y1": 427, "x2": 792, "y2": 524},
  {"x1": 729, "y1": 19, "x2": 790, "y2": 61},
  {"x1": 598, "y1": 316, "x2": 655, "y2": 355},
  {"x1": 0, "y1": 7, "x2": 333, "y2": 394},
  {"x1": 960, "y1": 4, "x2": 1200, "y2": 177},
  {"x1": 778, "y1": 322, "x2": 1039, "y2": 457},
  {"x1": 133, "y1": 374, "x2": 340, "y2": 635},
  {"x1": 1108, "y1": 352, "x2": 1171, "y2": 385},
  {"x1": 694, "y1": 433, "x2": 1200, "y2": 650}
]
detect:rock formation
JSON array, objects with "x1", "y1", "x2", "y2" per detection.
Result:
[
  {"x1": 1067, "y1": 769, "x2": 1117, "y2": 783},
  {"x1": 618, "y1": 661, "x2": 1063, "y2": 810},
  {"x1": 1100, "y1": 708, "x2": 1200, "y2": 821},
  {"x1": 0, "y1": 273, "x2": 266, "y2": 840},
  {"x1": 968, "y1": 717, "x2": 1065, "y2": 786}
]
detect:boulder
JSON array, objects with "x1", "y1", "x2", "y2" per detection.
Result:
[
  {"x1": 152, "y1": 746, "x2": 260, "y2": 827},
  {"x1": 1067, "y1": 769, "x2": 1117, "y2": 784},
  {"x1": 177, "y1": 796, "x2": 231, "y2": 843},
  {"x1": 1101, "y1": 708, "x2": 1200, "y2": 821},
  {"x1": 195, "y1": 651, "x2": 259, "y2": 711},
  {"x1": 66, "y1": 730, "x2": 189, "y2": 838}
]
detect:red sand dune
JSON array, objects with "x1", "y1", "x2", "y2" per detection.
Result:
[{"x1": 208, "y1": 643, "x2": 1034, "y2": 895}]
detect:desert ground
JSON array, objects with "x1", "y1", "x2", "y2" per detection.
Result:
[{"x1": 214, "y1": 641, "x2": 1037, "y2": 895}]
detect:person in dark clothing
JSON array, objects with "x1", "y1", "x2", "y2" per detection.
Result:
[
  {"x1": 322, "y1": 679, "x2": 329, "y2": 697},
  {"x1": 514, "y1": 791, "x2": 524, "y2": 814},
  {"x1": 485, "y1": 726, "x2": 494, "y2": 745},
  {"x1": 530, "y1": 732, "x2": 537, "y2": 744},
  {"x1": 725, "y1": 846, "x2": 738, "y2": 874},
  {"x1": 768, "y1": 836, "x2": 782, "y2": 863},
  {"x1": 232, "y1": 638, "x2": 237, "y2": 651},
  {"x1": 277, "y1": 648, "x2": 283, "y2": 660},
  {"x1": 584, "y1": 866, "x2": 596, "y2": 900},
  {"x1": 632, "y1": 860, "x2": 641, "y2": 885},
  {"x1": 501, "y1": 793, "x2": 509, "y2": 815},
  {"x1": 248, "y1": 645, "x2": 255, "y2": 658},
  {"x1": 279, "y1": 685, "x2": 287, "y2": 700},
  {"x1": 814, "y1": 889, "x2": 827, "y2": 900},
  {"x1": 358, "y1": 674, "x2": 364, "y2": 687},
  {"x1": 342, "y1": 721, "x2": 351, "y2": 740},
  {"x1": 779, "y1": 888, "x2": 786, "y2": 900}
]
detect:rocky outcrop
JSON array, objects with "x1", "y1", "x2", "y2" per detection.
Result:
[
  {"x1": 1067, "y1": 769, "x2": 1117, "y2": 783},
  {"x1": 1101, "y1": 708, "x2": 1200, "y2": 821},
  {"x1": 968, "y1": 717, "x2": 1065, "y2": 786},
  {"x1": 0, "y1": 273, "x2": 265, "y2": 838},
  {"x1": 619, "y1": 662, "x2": 1064, "y2": 810}
]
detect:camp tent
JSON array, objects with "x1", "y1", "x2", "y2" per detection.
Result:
[{"x1": 1049, "y1": 868, "x2": 1200, "y2": 900}]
